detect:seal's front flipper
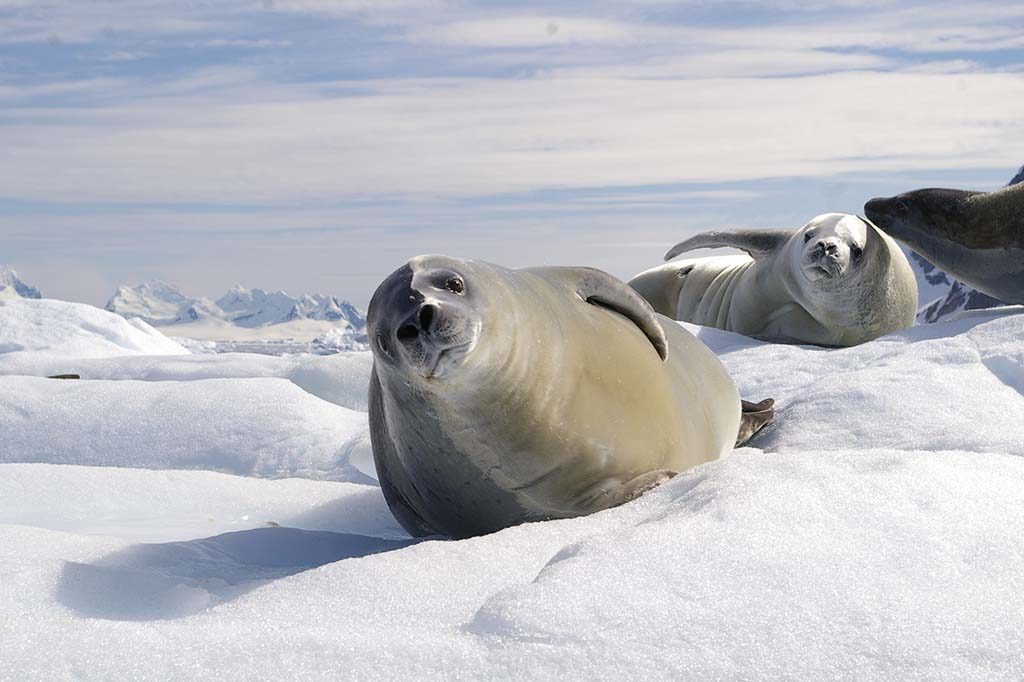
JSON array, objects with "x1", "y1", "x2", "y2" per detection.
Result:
[
  {"x1": 573, "y1": 267, "x2": 669, "y2": 361},
  {"x1": 577, "y1": 469, "x2": 677, "y2": 513},
  {"x1": 666, "y1": 229, "x2": 791, "y2": 261},
  {"x1": 736, "y1": 398, "x2": 775, "y2": 447}
]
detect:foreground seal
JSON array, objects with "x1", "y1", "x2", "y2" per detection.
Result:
[
  {"x1": 368, "y1": 255, "x2": 772, "y2": 539},
  {"x1": 865, "y1": 183, "x2": 1024, "y2": 304},
  {"x1": 628, "y1": 213, "x2": 918, "y2": 347}
]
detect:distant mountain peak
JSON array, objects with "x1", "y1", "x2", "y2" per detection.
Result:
[
  {"x1": 0, "y1": 265, "x2": 42, "y2": 299},
  {"x1": 106, "y1": 280, "x2": 365, "y2": 331},
  {"x1": 1008, "y1": 165, "x2": 1024, "y2": 187}
]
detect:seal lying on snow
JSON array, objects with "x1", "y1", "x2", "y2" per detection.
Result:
[
  {"x1": 629, "y1": 213, "x2": 918, "y2": 347},
  {"x1": 865, "y1": 183, "x2": 1024, "y2": 304},
  {"x1": 368, "y1": 255, "x2": 773, "y2": 539}
]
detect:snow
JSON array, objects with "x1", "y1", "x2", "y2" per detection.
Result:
[
  {"x1": 0, "y1": 375, "x2": 373, "y2": 483},
  {"x1": 160, "y1": 316, "x2": 367, "y2": 345},
  {"x1": 0, "y1": 297, "x2": 187, "y2": 359},
  {"x1": 2, "y1": 295, "x2": 1024, "y2": 679}
]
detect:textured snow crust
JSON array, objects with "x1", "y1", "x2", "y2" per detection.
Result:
[{"x1": 2, "y1": 298, "x2": 1024, "y2": 681}]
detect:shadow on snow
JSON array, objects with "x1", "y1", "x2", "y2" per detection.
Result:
[{"x1": 57, "y1": 526, "x2": 414, "y2": 621}]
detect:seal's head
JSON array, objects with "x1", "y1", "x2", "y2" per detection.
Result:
[
  {"x1": 368, "y1": 255, "x2": 483, "y2": 382},
  {"x1": 865, "y1": 188, "x2": 982, "y2": 247},
  {"x1": 797, "y1": 213, "x2": 870, "y2": 284}
]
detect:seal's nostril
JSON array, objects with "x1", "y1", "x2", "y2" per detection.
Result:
[
  {"x1": 419, "y1": 304, "x2": 437, "y2": 332},
  {"x1": 396, "y1": 324, "x2": 419, "y2": 342}
]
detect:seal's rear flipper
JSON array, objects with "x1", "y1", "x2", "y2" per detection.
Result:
[
  {"x1": 577, "y1": 469, "x2": 678, "y2": 513},
  {"x1": 736, "y1": 398, "x2": 775, "y2": 447}
]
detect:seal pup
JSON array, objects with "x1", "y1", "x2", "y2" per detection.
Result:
[
  {"x1": 629, "y1": 213, "x2": 918, "y2": 347},
  {"x1": 865, "y1": 183, "x2": 1024, "y2": 304},
  {"x1": 368, "y1": 255, "x2": 772, "y2": 539}
]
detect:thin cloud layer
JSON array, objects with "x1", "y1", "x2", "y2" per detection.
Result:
[{"x1": 1, "y1": 0, "x2": 1022, "y2": 303}]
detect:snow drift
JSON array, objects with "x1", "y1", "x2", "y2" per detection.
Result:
[
  {"x1": 1, "y1": 295, "x2": 1024, "y2": 679},
  {"x1": 0, "y1": 297, "x2": 187, "y2": 359}
]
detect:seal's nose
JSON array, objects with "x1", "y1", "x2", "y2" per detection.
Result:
[
  {"x1": 418, "y1": 303, "x2": 437, "y2": 332},
  {"x1": 396, "y1": 303, "x2": 440, "y2": 344},
  {"x1": 816, "y1": 240, "x2": 839, "y2": 257}
]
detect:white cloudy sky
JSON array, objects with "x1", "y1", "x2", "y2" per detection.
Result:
[{"x1": 2, "y1": 0, "x2": 1023, "y2": 305}]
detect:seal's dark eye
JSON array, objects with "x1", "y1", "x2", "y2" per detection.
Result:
[
  {"x1": 895, "y1": 199, "x2": 909, "y2": 214},
  {"x1": 445, "y1": 276, "x2": 465, "y2": 294},
  {"x1": 851, "y1": 245, "x2": 864, "y2": 260},
  {"x1": 804, "y1": 232, "x2": 813, "y2": 243}
]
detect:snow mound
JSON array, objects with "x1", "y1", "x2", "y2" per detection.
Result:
[
  {"x1": 0, "y1": 375, "x2": 373, "y2": 482},
  {"x1": 0, "y1": 264, "x2": 42, "y2": 299},
  {"x1": 462, "y1": 449, "x2": 1024, "y2": 679},
  {"x1": 694, "y1": 310, "x2": 1024, "y2": 455},
  {"x1": 0, "y1": 464, "x2": 402, "y2": 543},
  {"x1": 0, "y1": 350, "x2": 373, "y2": 411},
  {"x1": 3, "y1": 295, "x2": 1024, "y2": 678},
  {"x1": 313, "y1": 326, "x2": 369, "y2": 352},
  {"x1": 2, "y1": 449, "x2": 1023, "y2": 678},
  {"x1": 0, "y1": 298, "x2": 187, "y2": 358}
]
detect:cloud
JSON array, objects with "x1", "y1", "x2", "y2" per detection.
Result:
[
  {"x1": 89, "y1": 51, "x2": 151, "y2": 62},
  {"x1": 2, "y1": 66, "x2": 1022, "y2": 206},
  {"x1": 204, "y1": 38, "x2": 292, "y2": 48},
  {"x1": 264, "y1": 0, "x2": 445, "y2": 14},
  {"x1": 2, "y1": 0, "x2": 1023, "y2": 304},
  {"x1": 406, "y1": 16, "x2": 670, "y2": 48}
]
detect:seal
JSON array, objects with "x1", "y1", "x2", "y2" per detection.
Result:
[
  {"x1": 367, "y1": 255, "x2": 772, "y2": 539},
  {"x1": 628, "y1": 213, "x2": 918, "y2": 347},
  {"x1": 865, "y1": 183, "x2": 1024, "y2": 304}
]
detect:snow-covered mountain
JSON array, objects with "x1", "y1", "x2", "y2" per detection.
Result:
[
  {"x1": 106, "y1": 281, "x2": 365, "y2": 331},
  {"x1": 105, "y1": 281, "x2": 220, "y2": 326},
  {"x1": 0, "y1": 265, "x2": 42, "y2": 300},
  {"x1": 910, "y1": 252, "x2": 1002, "y2": 324},
  {"x1": 1008, "y1": 164, "x2": 1024, "y2": 186},
  {"x1": 911, "y1": 164, "x2": 1021, "y2": 323},
  {"x1": 215, "y1": 285, "x2": 364, "y2": 329}
]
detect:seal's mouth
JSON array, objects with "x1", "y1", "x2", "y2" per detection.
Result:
[
  {"x1": 815, "y1": 256, "x2": 843, "y2": 278},
  {"x1": 424, "y1": 341, "x2": 474, "y2": 379},
  {"x1": 863, "y1": 197, "x2": 889, "y2": 228},
  {"x1": 802, "y1": 246, "x2": 847, "y2": 281}
]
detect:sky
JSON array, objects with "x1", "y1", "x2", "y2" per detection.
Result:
[{"x1": 2, "y1": 0, "x2": 1023, "y2": 307}]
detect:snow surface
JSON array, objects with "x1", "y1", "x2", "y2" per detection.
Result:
[
  {"x1": 2, "y1": 298, "x2": 1024, "y2": 679},
  {"x1": 160, "y1": 316, "x2": 367, "y2": 346},
  {"x1": 0, "y1": 298, "x2": 187, "y2": 359}
]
